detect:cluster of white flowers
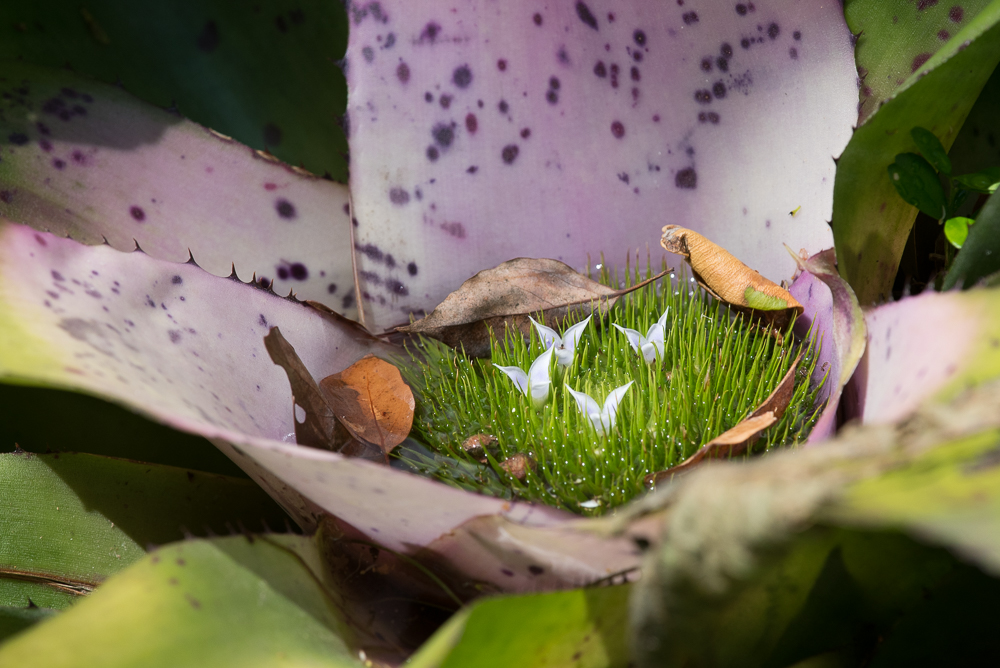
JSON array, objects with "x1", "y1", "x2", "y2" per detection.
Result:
[{"x1": 494, "y1": 309, "x2": 668, "y2": 436}]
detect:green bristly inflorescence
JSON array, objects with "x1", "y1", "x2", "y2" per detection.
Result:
[{"x1": 397, "y1": 261, "x2": 823, "y2": 516}]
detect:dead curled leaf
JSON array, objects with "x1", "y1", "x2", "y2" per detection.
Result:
[
  {"x1": 320, "y1": 355, "x2": 415, "y2": 457},
  {"x1": 264, "y1": 327, "x2": 414, "y2": 461},
  {"x1": 661, "y1": 225, "x2": 804, "y2": 326},
  {"x1": 396, "y1": 258, "x2": 619, "y2": 357},
  {"x1": 645, "y1": 351, "x2": 802, "y2": 486},
  {"x1": 264, "y1": 326, "x2": 352, "y2": 451}
]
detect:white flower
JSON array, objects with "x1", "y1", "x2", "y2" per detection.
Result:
[
  {"x1": 566, "y1": 381, "x2": 634, "y2": 436},
  {"x1": 613, "y1": 308, "x2": 669, "y2": 363},
  {"x1": 493, "y1": 345, "x2": 554, "y2": 408},
  {"x1": 529, "y1": 314, "x2": 593, "y2": 367}
]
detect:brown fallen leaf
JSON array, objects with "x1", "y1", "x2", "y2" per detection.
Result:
[
  {"x1": 264, "y1": 326, "x2": 353, "y2": 451},
  {"x1": 320, "y1": 355, "x2": 415, "y2": 458},
  {"x1": 396, "y1": 258, "x2": 620, "y2": 357},
  {"x1": 645, "y1": 351, "x2": 802, "y2": 486},
  {"x1": 661, "y1": 225, "x2": 803, "y2": 328}
]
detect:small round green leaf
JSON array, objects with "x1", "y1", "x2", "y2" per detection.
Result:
[
  {"x1": 911, "y1": 127, "x2": 953, "y2": 175},
  {"x1": 887, "y1": 153, "x2": 948, "y2": 219},
  {"x1": 944, "y1": 217, "x2": 974, "y2": 248}
]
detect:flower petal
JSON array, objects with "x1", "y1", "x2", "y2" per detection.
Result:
[
  {"x1": 494, "y1": 363, "x2": 530, "y2": 396},
  {"x1": 566, "y1": 385, "x2": 602, "y2": 433},
  {"x1": 528, "y1": 315, "x2": 562, "y2": 349},
  {"x1": 600, "y1": 381, "x2": 634, "y2": 433},
  {"x1": 527, "y1": 345, "x2": 555, "y2": 406}
]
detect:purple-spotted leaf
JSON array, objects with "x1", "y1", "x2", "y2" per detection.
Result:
[
  {"x1": 0, "y1": 220, "x2": 638, "y2": 588},
  {"x1": 346, "y1": 0, "x2": 857, "y2": 330},
  {"x1": 852, "y1": 287, "x2": 1000, "y2": 426},
  {"x1": 847, "y1": 0, "x2": 992, "y2": 124},
  {"x1": 788, "y1": 248, "x2": 867, "y2": 442},
  {"x1": 0, "y1": 62, "x2": 355, "y2": 316}
]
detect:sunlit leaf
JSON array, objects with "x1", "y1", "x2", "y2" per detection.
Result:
[
  {"x1": 347, "y1": 0, "x2": 857, "y2": 330},
  {"x1": 0, "y1": 62, "x2": 355, "y2": 314},
  {"x1": 0, "y1": 536, "x2": 362, "y2": 667},
  {"x1": 0, "y1": 221, "x2": 639, "y2": 587},
  {"x1": 787, "y1": 248, "x2": 867, "y2": 442},
  {"x1": 408, "y1": 585, "x2": 630, "y2": 668},
  {"x1": 848, "y1": 0, "x2": 993, "y2": 123},
  {"x1": 944, "y1": 216, "x2": 974, "y2": 248}
]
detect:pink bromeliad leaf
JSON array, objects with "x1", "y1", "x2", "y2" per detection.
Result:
[
  {"x1": 0, "y1": 219, "x2": 640, "y2": 591},
  {"x1": 0, "y1": 62, "x2": 356, "y2": 317},
  {"x1": 851, "y1": 288, "x2": 1000, "y2": 427},
  {"x1": 345, "y1": 0, "x2": 857, "y2": 330}
]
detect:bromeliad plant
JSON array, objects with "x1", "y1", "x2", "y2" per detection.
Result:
[
  {"x1": 3, "y1": 0, "x2": 1000, "y2": 665},
  {"x1": 402, "y1": 265, "x2": 820, "y2": 514}
]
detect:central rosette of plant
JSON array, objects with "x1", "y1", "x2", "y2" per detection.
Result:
[{"x1": 399, "y1": 255, "x2": 820, "y2": 515}]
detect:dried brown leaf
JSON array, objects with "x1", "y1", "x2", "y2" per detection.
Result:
[
  {"x1": 263, "y1": 327, "x2": 352, "y2": 451},
  {"x1": 397, "y1": 258, "x2": 619, "y2": 357},
  {"x1": 645, "y1": 352, "x2": 801, "y2": 485},
  {"x1": 320, "y1": 355, "x2": 415, "y2": 457},
  {"x1": 661, "y1": 225, "x2": 803, "y2": 327}
]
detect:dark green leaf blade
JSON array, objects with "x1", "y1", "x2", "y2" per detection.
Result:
[
  {"x1": 953, "y1": 166, "x2": 1000, "y2": 194},
  {"x1": 887, "y1": 153, "x2": 947, "y2": 219},
  {"x1": 0, "y1": 451, "x2": 288, "y2": 608},
  {"x1": 910, "y1": 126, "x2": 952, "y2": 174},
  {"x1": 944, "y1": 195, "x2": 1000, "y2": 288},
  {"x1": 0, "y1": 0, "x2": 349, "y2": 179}
]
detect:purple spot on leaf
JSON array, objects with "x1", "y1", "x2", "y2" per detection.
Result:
[
  {"x1": 130, "y1": 206, "x2": 146, "y2": 222},
  {"x1": 275, "y1": 198, "x2": 297, "y2": 219}
]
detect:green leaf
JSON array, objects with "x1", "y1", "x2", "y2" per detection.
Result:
[
  {"x1": 948, "y1": 63, "x2": 1000, "y2": 176},
  {"x1": 953, "y1": 166, "x2": 1000, "y2": 194},
  {"x1": 910, "y1": 126, "x2": 952, "y2": 174},
  {"x1": 0, "y1": 0, "x2": 349, "y2": 179},
  {"x1": 0, "y1": 605, "x2": 56, "y2": 643},
  {"x1": 944, "y1": 216, "x2": 974, "y2": 248},
  {"x1": 629, "y1": 377, "x2": 1000, "y2": 667},
  {"x1": 0, "y1": 536, "x2": 362, "y2": 667},
  {"x1": 847, "y1": 0, "x2": 994, "y2": 123},
  {"x1": 833, "y1": 2, "x2": 1000, "y2": 304},
  {"x1": 0, "y1": 451, "x2": 288, "y2": 608},
  {"x1": 409, "y1": 585, "x2": 631, "y2": 668},
  {"x1": 0, "y1": 385, "x2": 242, "y2": 476},
  {"x1": 0, "y1": 62, "x2": 354, "y2": 314},
  {"x1": 944, "y1": 194, "x2": 1000, "y2": 289},
  {"x1": 887, "y1": 153, "x2": 947, "y2": 219}
]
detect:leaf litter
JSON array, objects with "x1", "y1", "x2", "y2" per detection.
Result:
[{"x1": 265, "y1": 327, "x2": 414, "y2": 463}]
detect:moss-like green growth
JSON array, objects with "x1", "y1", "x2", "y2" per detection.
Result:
[{"x1": 398, "y1": 263, "x2": 822, "y2": 516}]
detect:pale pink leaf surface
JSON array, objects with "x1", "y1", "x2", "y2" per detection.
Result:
[
  {"x1": 788, "y1": 248, "x2": 867, "y2": 442},
  {"x1": 0, "y1": 220, "x2": 636, "y2": 588},
  {"x1": 0, "y1": 63, "x2": 356, "y2": 317},
  {"x1": 852, "y1": 289, "x2": 1000, "y2": 426},
  {"x1": 346, "y1": 0, "x2": 857, "y2": 330}
]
